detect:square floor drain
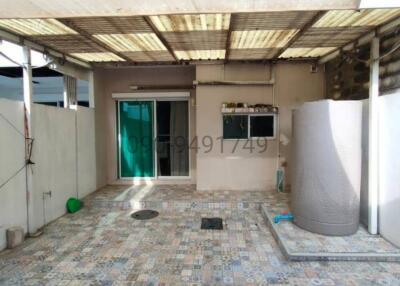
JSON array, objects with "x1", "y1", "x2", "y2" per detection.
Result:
[{"x1": 201, "y1": 217, "x2": 223, "y2": 230}]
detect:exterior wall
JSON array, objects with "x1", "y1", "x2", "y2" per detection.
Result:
[
  {"x1": 94, "y1": 63, "x2": 324, "y2": 190},
  {"x1": 275, "y1": 63, "x2": 326, "y2": 189},
  {"x1": 31, "y1": 104, "x2": 97, "y2": 233},
  {"x1": 196, "y1": 64, "x2": 275, "y2": 191},
  {"x1": 94, "y1": 63, "x2": 324, "y2": 189},
  {"x1": 378, "y1": 90, "x2": 400, "y2": 247},
  {"x1": 196, "y1": 63, "x2": 325, "y2": 190},
  {"x1": 0, "y1": 98, "x2": 26, "y2": 250},
  {"x1": 31, "y1": 104, "x2": 77, "y2": 231},
  {"x1": 76, "y1": 107, "x2": 97, "y2": 198},
  {"x1": 93, "y1": 66, "x2": 196, "y2": 185},
  {"x1": 0, "y1": 101, "x2": 97, "y2": 250}
]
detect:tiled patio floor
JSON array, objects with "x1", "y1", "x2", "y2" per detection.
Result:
[
  {"x1": 84, "y1": 185, "x2": 268, "y2": 210},
  {"x1": 261, "y1": 192, "x2": 400, "y2": 262},
  {"x1": 1, "y1": 185, "x2": 400, "y2": 285}
]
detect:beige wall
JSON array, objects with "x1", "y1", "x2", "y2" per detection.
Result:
[
  {"x1": 93, "y1": 63, "x2": 324, "y2": 190},
  {"x1": 93, "y1": 66, "x2": 196, "y2": 186},
  {"x1": 196, "y1": 63, "x2": 325, "y2": 191}
]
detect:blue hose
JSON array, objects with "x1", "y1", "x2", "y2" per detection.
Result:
[{"x1": 274, "y1": 213, "x2": 294, "y2": 224}]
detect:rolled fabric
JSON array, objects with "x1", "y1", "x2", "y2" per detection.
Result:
[{"x1": 291, "y1": 100, "x2": 362, "y2": 236}]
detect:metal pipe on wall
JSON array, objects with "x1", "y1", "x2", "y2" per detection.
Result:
[
  {"x1": 368, "y1": 37, "x2": 380, "y2": 235},
  {"x1": 22, "y1": 46, "x2": 36, "y2": 235}
]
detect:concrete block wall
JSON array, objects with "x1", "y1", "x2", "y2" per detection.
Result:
[
  {"x1": 196, "y1": 63, "x2": 325, "y2": 191},
  {"x1": 0, "y1": 100, "x2": 97, "y2": 250},
  {"x1": 31, "y1": 104, "x2": 97, "y2": 233},
  {"x1": 378, "y1": 90, "x2": 400, "y2": 247},
  {"x1": 0, "y1": 99, "x2": 27, "y2": 250}
]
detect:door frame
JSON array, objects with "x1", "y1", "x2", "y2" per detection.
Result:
[{"x1": 116, "y1": 93, "x2": 191, "y2": 180}]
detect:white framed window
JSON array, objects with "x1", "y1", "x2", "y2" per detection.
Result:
[
  {"x1": 222, "y1": 113, "x2": 276, "y2": 139},
  {"x1": 249, "y1": 114, "x2": 276, "y2": 138}
]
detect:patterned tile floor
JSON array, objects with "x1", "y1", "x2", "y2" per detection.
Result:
[
  {"x1": 261, "y1": 192, "x2": 400, "y2": 261},
  {"x1": 1, "y1": 185, "x2": 400, "y2": 285},
  {"x1": 84, "y1": 185, "x2": 268, "y2": 210},
  {"x1": 84, "y1": 185, "x2": 268, "y2": 203}
]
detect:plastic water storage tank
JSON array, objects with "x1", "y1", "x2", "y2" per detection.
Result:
[{"x1": 291, "y1": 100, "x2": 362, "y2": 236}]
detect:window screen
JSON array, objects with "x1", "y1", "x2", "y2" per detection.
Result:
[
  {"x1": 223, "y1": 115, "x2": 248, "y2": 139},
  {"x1": 250, "y1": 115, "x2": 275, "y2": 138}
]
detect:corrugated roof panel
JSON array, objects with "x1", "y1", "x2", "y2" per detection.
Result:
[
  {"x1": 0, "y1": 19, "x2": 77, "y2": 35},
  {"x1": 70, "y1": 52, "x2": 125, "y2": 62},
  {"x1": 94, "y1": 34, "x2": 166, "y2": 52},
  {"x1": 279, "y1": 47, "x2": 336, "y2": 58},
  {"x1": 313, "y1": 9, "x2": 400, "y2": 28},
  {"x1": 232, "y1": 11, "x2": 318, "y2": 30},
  {"x1": 62, "y1": 17, "x2": 153, "y2": 34},
  {"x1": 229, "y1": 48, "x2": 279, "y2": 60},
  {"x1": 174, "y1": 50, "x2": 225, "y2": 60},
  {"x1": 32, "y1": 35, "x2": 107, "y2": 53},
  {"x1": 149, "y1": 14, "x2": 230, "y2": 31},
  {"x1": 162, "y1": 31, "x2": 227, "y2": 50},
  {"x1": 122, "y1": 51, "x2": 175, "y2": 62},
  {"x1": 292, "y1": 27, "x2": 368, "y2": 48},
  {"x1": 231, "y1": 30, "x2": 298, "y2": 49}
]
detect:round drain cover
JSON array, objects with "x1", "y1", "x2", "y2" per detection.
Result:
[{"x1": 131, "y1": 210, "x2": 159, "y2": 220}]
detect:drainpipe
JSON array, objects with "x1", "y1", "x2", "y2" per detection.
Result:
[
  {"x1": 368, "y1": 37, "x2": 380, "y2": 235},
  {"x1": 22, "y1": 46, "x2": 36, "y2": 235},
  {"x1": 271, "y1": 64, "x2": 281, "y2": 187}
]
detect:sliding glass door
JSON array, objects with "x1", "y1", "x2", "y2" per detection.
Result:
[
  {"x1": 119, "y1": 101, "x2": 154, "y2": 177},
  {"x1": 156, "y1": 101, "x2": 189, "y2": 177},
  {"x1": 118, "y1": 99, "x2": 189, "y2": 178}
]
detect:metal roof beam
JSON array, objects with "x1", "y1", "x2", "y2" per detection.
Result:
[
  {"x1": 143, "y1": 16, "x2": 179, "y2": 62},
  {"x1": 224, "y1": 15, "x2": 233, "y2": 63},
  {"x1": 0, "y1": 27, "x2": 91, "y2": 69},
  {"x1": 319, "y1": 15, "x2": 400, "y2": 64},
  {"x1": 273, "y1": 11, "x2": 326, "y2": 59},
  {"x1": 57, "y1": 19, "x2": 134, "y2": 63}
]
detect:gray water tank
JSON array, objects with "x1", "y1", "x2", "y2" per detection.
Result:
[{"x1": 291, "y1": 100, "x2": 362, "y2": 236}]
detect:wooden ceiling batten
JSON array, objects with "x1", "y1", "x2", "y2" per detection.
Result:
[
  {"x1": 57, "y1": 19, "x2": 133, "y2": 63},
  {"x1": 143, "y1": 16, "x2": 179, "y2": 62},
  {"x1": 274, "y1": 11, "x2": 327, "y2": 59}
]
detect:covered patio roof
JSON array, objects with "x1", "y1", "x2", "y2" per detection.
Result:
[
  {"x1": 0, "y1": 6, "x2": 399, "y2": 66},
  {"x1": 0, "y1": 0, "x2": 399, "y2": 18}
]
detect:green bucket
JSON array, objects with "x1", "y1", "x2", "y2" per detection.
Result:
[{"x1": 66, "y1": 197, "x2": 82, "y2": 213}]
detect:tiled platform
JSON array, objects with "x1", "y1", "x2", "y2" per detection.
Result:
[
  {"x1": 84, "y1": 184, "x2": 268, "y2": 210},
  {"x1": 261, "y1": 192, "x2": 400, "y2": 262},
  {"x1": 1, "y1": 185, "x2": 400, "y2": 285}
]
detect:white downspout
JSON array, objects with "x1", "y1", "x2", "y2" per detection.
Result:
[
  {"x1": 22, "y1": 46, "x2": 36, "y2": 234},
  {"x1": 368, "y1": 37, "x2": 380, "y2": 235}
]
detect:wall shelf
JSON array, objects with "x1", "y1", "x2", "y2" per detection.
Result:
[{"x1": 221, "y1": 107, "x2": 279, "y2": 114}]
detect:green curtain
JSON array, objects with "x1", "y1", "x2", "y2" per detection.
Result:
[{"x1": 119, "y1": 101, "x2": 154, "y2": 177}]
